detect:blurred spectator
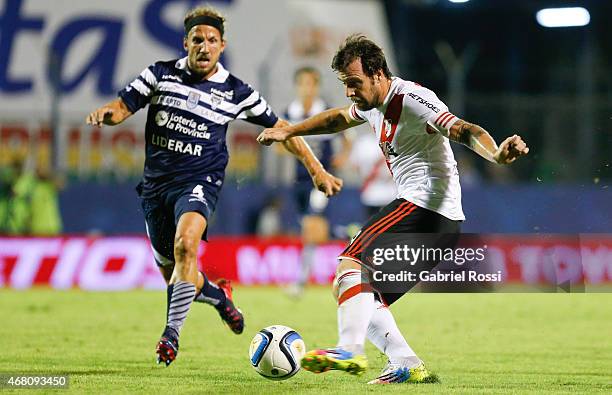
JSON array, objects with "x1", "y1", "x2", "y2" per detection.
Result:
[
  {"x1": 348, "y1": 130, "x2": 397, "y2": 219},
  {"x1": 5, "y1": 157, "x2": 32, "y2": 234},
  {"x1": 255, "y1": 196, "x2": 284, "y2": 237},
  {"x1": 3, "y1": 159, "x2": 63, "y2": 236},
  {"x1": 284, "y1": 66, "x2": 350, "y2": 296},
  {"x1": 0, "y1": 158, "x2": 22, "y2": 233},
  {"x1": 29, "y1": 164, "x2": 64, "y2": 236}
]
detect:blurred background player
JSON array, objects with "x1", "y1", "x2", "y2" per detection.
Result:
[
  {"x1": 258, "y1": 34, "x2": 529, "y2": 385},
  {"x1": 284, "y1": 67, "x2": 351, "y2": 297},
  {"x1": 348, "y1": 130, "x2": 397, "y2": 218},
  {"x1": 86, "y1": 6, "x2": 342, "y2": 366}
]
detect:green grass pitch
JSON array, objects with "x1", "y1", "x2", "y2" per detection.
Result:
[{"x1": 1, "y1": 287, "x2": 610, "y2": 394}]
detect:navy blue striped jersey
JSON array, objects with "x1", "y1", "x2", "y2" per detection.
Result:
[
  {"x1": 119, "y1": 58, "x2": 278, "y2": 198},
  {"x1": 284, "y1": 98, "x2": 333, "y2": 183}
]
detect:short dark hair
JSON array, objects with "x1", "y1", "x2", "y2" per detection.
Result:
[
  {"x1": 184, "y1": 6, "x2": 226, "y2": 38},
  {"x1": 331, "y1": 34, "x2": 392, "y2": 78},
  {"x1": 293, "y1": 66, "x2": 320, "y2": 83}
]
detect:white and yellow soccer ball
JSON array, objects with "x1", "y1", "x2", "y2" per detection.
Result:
[{"x1": 249, "y1": 325, "x2": 306, "y2": 380}]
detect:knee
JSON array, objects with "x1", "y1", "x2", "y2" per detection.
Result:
[
  {"x1": 332, "y1": 276, "x2": 340, "y2": 301},
  {"x1": 332, "y1": 259, "x2": 363, "y2": 302},
  {"x1": 336, "y1": 259, "x2": 361, "y2": 276},
  {"x1": 174, "y1": 233, "x2": 198, "y2": 262}
]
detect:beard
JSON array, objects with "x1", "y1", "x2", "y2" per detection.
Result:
[{"x1": 188, "y1": 55, "x2": 216, "y2": 79}]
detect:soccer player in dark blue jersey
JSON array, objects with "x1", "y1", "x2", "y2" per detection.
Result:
[
  {"x1": 86, "y1": 6, "x2": 342, "y2": 367},
  {"x1": 284, "y1": 67, "x2": 351, "y2": 297}
]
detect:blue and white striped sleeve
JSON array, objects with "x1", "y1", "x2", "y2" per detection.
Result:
[
  {"x1": 118, "y1": 63, "x2": 160, "y2": 113},
  {"x1": 235, "y1": 85, "x2": 278, "y2": 127}
]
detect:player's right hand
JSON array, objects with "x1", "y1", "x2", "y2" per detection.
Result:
[
  {"x1": 256, "y1": 128, "x2": 292, "y2": 146},
  {"x1": 85, "y1": 107, "x2": 114, "y2": 127},
  {"x1": 312, "y1": 170, "x2": 343, "y2": 197},
  {"x1": 494, "y1": 134, "x2": 529, "y2": 164}
]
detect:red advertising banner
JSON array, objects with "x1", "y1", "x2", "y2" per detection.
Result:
[{"x1": 0, "y1": 235, "x2": 610, "y2": 290}]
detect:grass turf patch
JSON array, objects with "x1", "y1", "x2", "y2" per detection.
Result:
[{"x1": 0, "y1": 287, "x2": 610, "y2": 394}]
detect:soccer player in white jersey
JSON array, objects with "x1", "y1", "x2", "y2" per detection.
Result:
[
  {"x1": 257, "y1": 35, "x2": 528, "y2": 384},
  {"x1": 86, "y1": 6, "x2": 342, "y2": 367}
]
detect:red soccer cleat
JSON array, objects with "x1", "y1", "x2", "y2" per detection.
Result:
[
  {"x1": 156, "y1": 328, "x2": 179, "y2": 366},
  {"x1": 215, "y1": 279, "x2": 245, "y2": 334}
]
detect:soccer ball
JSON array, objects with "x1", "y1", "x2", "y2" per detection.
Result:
[{"x1": 249, "y1": 325, "x2": 306, "y2": 380}]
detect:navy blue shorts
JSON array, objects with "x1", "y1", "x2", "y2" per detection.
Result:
[
  {"x1": 339, "y1": 199, "x2": 461, "y2": 306},
  {"x1": 294, "y1": 180, "x2": 328, "y2": 216},
  {"x1": 141, "y1": 183, "x2": 218, "y2": 267}
]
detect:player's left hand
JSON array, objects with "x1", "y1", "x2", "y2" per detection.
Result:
[
  {"x1": 312, "y1": 170, "x2": 343, "y2": 197},
  {"x1": 494, "y1": 134, "x2": 529, "y2": 164},
  {"x1": 256, "y1": 128, "x2": 292, "y2": 146}
]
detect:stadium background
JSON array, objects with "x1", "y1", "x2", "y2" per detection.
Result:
[{"x1": 0, "y1": 0, "x2": 610, "y2": 289}]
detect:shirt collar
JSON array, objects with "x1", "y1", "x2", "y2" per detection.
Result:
[
  {"x1": 380, "y1": 77, "x2": 399, "y2": 108},
  {"x1": 175, "y1": 57, "x2": 229, "y2": 83}
]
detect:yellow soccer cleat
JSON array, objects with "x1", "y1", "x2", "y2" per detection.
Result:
[
  {"x1": 301, "y1": 348, "x2": 368, "y2": 376},
  {"x1": 367, "y1": 362, "x2": 439, "y2": 384}
]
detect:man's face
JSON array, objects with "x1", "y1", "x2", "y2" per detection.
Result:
[
  {"x1": 338, "y1": 58, "x2": 383, "y2": 111},
  {"x1": 184, "y1": 24, "x2": 225, "y2": 80},
  {"x1": 295, "y1": 71, "x2": 320, "y2": 103}
]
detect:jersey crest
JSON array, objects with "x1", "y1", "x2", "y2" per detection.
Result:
[
  {"x1": 187, "y1": 91, "x2": 200, "y2": 109},
  {"x1": 379, "y1": 94, "x2": 404, "y2": 167}
]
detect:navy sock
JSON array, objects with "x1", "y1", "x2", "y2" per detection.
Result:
[{"x1": 195, "y1": 273, "x2": 227, "y2": 307}]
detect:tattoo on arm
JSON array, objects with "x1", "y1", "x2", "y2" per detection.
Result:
[
  {"x1": 325, "y1": 117, "x2": 340, "y2": 130},
  {"x1": 448, "y1": 119, "x2": 499, "y2": 163},
  {"x1": 450, "y1": 120, "x2": 482, "y2": 148}
]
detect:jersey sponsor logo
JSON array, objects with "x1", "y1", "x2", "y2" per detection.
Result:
[
  {"x1": 162, "y1": 74, "x2": 182, "y2": 83},
  {"x1": 151, "y1": 133, "x2": 203, "y2": 156},
  {"x1": 151, "y1": 93, "x2": 233, "y2": 125},
  {"x1": 379, "y1": 141, "x2": 398, "y2": 160},
  {"x1": 201, "y1": 108, "x2": 229, "y2": 124},
  {"x1": 155, "y1": 110, "x2": 169, "y2": 126},
  {"x1": 187, "y1": 91, "x2": 200, "y2": 109},
  {"x1": 154, "y1": 111, "x2": 211, "y2": 139},
  {"x1": 407, "y1": 92, "x2": 441, "y2": 113},
  {"x1": 210, "y1": 88, "x2": 234, "y2": 100},
  {"x1": 157, "y1": 95, "x2": 182, "y2": 108},
  {"x1": 209, "y1": 88, "x2": 233, "y2": 110}
]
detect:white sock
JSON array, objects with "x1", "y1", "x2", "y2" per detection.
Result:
[
  {"x1": 367, "y1": 299, "x2": 420, "y2": 366},
  {"x1": 336, "y1": 270, "x2": 375, "y2": 355}
]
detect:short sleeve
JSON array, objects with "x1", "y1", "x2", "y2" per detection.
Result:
[
  {"x1": 347, "y1": 103, "x2": 366, "y2": 123},
  {"x1": 118, "y1": 63, "x2": 160, "y2": 113},
  {"x1": 404, "y1": 86, "x2": 459, "y2": 137},
  {"x1": 426, "y1": 110, "x2": 459, "y2": 137}
]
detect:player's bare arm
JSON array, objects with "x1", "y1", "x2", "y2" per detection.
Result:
[
  {"x1": 85, "y1": 97, "x2": 133, "y2": 127},
  {"x1": 273, "y1": 119, "x2": 343, "y2": 197},
  {"x1": 447, "y1": 119, "x2": 529, "y2": 165},
  {"x1": 256, "y1": 106, "x2": 362, "y2": 146}
]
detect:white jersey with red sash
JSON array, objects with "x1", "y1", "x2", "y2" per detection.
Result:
[{"x1": 347, "y1": 77, "x2": 465, "y2": 221}]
